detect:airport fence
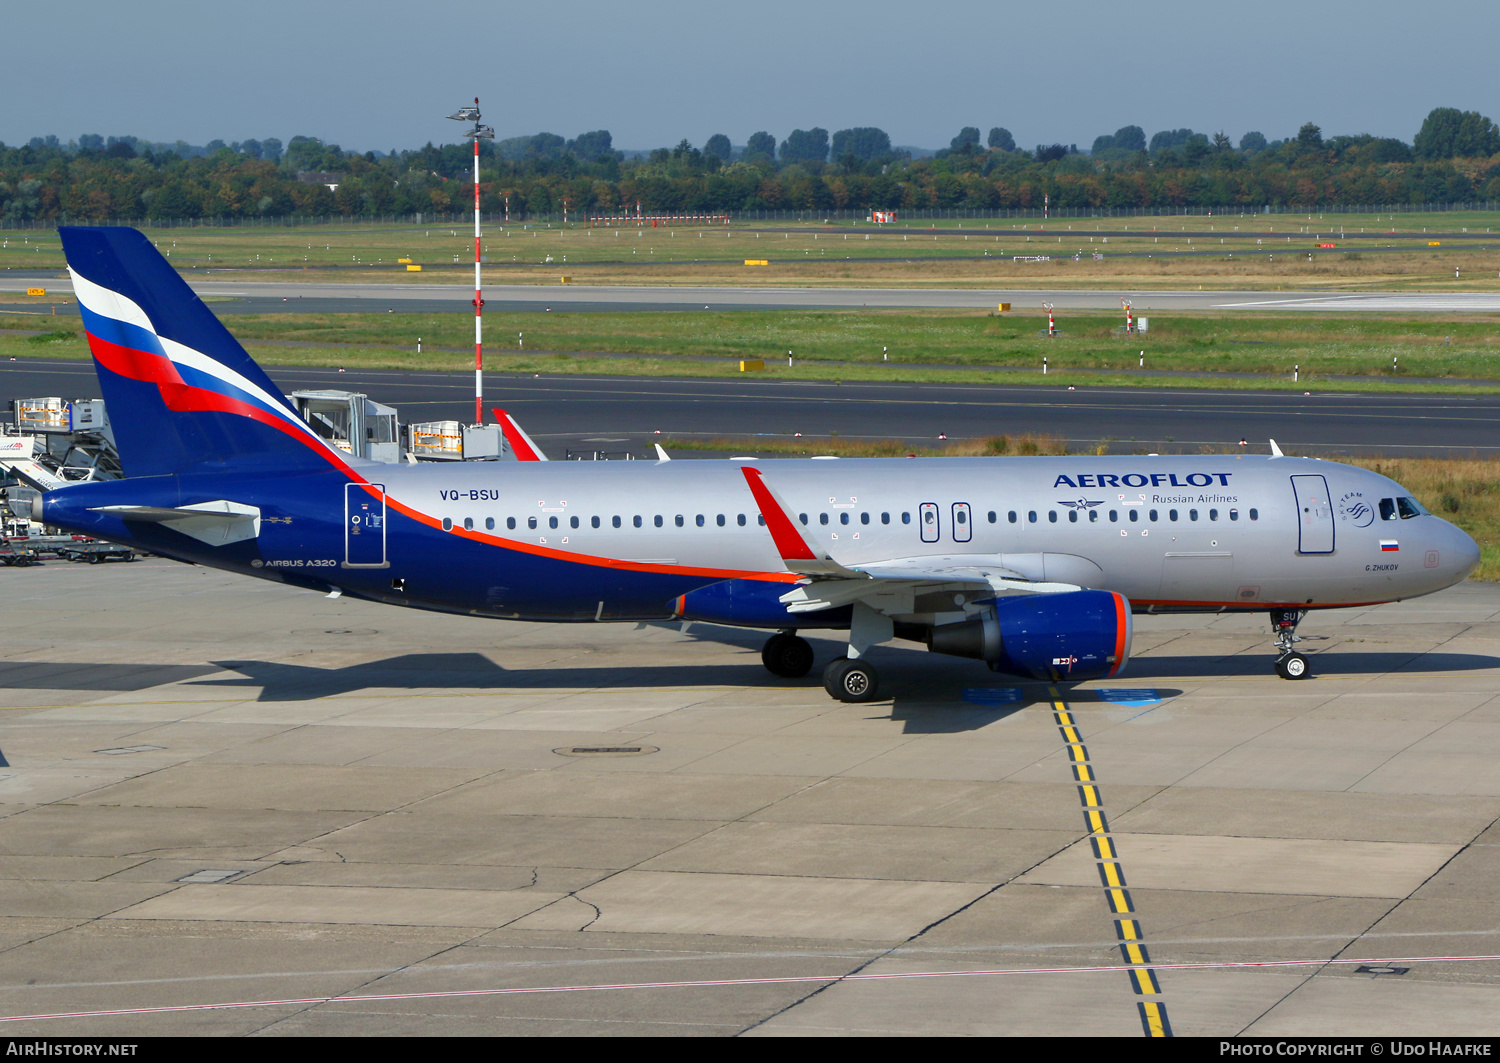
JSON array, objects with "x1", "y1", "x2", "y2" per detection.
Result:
[{"x1": 4, "y1": 201, "x2": 1500, "y2": 232}]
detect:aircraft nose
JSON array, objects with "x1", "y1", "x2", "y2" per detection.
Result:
[{"x1": 1443, "y1": 521, "x2": 1481, "y2": 584}]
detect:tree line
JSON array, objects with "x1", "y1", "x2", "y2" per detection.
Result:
[{"x1": 2, "y1": 108, "x2": 1498, "y2": 223}]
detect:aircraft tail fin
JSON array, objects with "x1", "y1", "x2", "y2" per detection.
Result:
[{"x1": 60, "y1": 226, "x2": 346, "y2": 478}]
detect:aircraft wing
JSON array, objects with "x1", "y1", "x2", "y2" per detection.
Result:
[
  {"x1": 738, "y1": 467, "x2": 1081, "y2": 615},
  {"x1": 491, "y1": 408, "x2": 547, "y2": 461}
]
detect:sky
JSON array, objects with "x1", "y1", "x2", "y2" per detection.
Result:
[{"x1": 4, "y1": 0, "x2": 1497, "y2": 154}]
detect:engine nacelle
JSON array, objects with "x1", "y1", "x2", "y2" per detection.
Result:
[{"x1": 928, "y1": 589, "x2": 1132, "y2": 682}]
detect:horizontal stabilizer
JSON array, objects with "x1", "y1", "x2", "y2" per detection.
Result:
[{"x1": 90, "y1": 500, "x2": 261, "y2": 546}]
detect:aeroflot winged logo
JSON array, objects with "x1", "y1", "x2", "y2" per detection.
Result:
[
  {"x1": 1057, "y1": 499, "x2": 1105, "y2": 510},
  {"x1": 1053, "y1": 472, "x2": 1233, "y2": 488}
]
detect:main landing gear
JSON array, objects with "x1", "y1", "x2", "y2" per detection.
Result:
[
  {"x1": 761, "y1": 632, "x2": 814, "y2": 678},
  {"x1": 761, "y1": 603, "x2": 892, "y2": 704},
  {"x1": 1270, "y1": 608, "x2": 1322, "y2": 680}
]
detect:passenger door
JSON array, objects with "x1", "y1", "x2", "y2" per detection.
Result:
[{"x1": 1290, "y1": 474, "x2": 1334, "y2": 554}]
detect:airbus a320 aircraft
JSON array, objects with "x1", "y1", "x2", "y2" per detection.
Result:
[{"x1": 35, "y1": 227, "x2": 1480, "y2": 701}]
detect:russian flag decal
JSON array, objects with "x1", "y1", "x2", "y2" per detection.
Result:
[{"x1": 1380, "y1": 540, "x2": 1399, "y2": 552}]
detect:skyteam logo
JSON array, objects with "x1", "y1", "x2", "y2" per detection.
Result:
[{"x1": 1339, "y1": 491, "x2": 1376, "y2": 528}]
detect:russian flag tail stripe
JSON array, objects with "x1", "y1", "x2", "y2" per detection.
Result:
[{"x1": 60, "y1": 226, "x2": 350, "y2": 478}]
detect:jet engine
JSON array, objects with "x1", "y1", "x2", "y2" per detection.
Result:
[{"x1": 927, "y1": 589, "x2": 1132, "y2": 682}]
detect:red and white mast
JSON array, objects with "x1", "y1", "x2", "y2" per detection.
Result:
[{"x1": 447, "y1": 99, "x2": 494, "y2": 423}]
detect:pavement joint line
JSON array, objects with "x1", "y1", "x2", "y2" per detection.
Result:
[
  {"x1": 1050, "y1": 684, "x2": 1172, "y2": 1037},
  {"x1": 6, "y1": 954, "x2": 1500, "y2": 1025}
]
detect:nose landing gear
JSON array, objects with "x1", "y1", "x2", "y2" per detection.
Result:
[{"x1": 1270, "y1": 608, "x2": 1323, "y2": 680}]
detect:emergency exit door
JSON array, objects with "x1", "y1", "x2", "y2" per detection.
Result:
[
  {"x1": 345, "y1": 483, "x2": 388, "y2": 567},
  {"x1": 1290, "y1": 474, "x2": 1334, "y2": 554}
]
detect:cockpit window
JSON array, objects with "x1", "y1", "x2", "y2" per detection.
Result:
[
  {"x1": 1379, "y1": 498, "x2": 1397, "y2": 521},
  {"x1": 1397, "y1": 497, "x2": 1426, "y2": 519}
]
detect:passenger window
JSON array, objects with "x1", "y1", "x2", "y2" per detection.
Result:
[
  {"x1": 800, "y1": 513, "x2": 809, "y2": 525},
  {"x1": 840, "y1": 512, "x2": 849, "y2": 525},
  {"x1": 485, "y1": 517, "x2": 495, "y2": 530},
  {"x1": 1088, "y1": 510, "x2": 1098, "y2": 522},
  {"x1": 861, "y1": 512, "x2": 870, "y2": 525},
  {"x1": 506, "y1": 517, "x2": 516, "y2": 530},
  {"x1": 613, "y1": 516, "x2": 621, "y2": 528},
  {"x1": 1109, "y1": 510, "x2": 1118, "y2": 522},
  {"x1": 1397, "y1": 497, "x2": 1424, "y2": 519},
  {"x1": 570, "y1": 516, "x2": 579, "y2": 529},
  {"x1": 1128, "y1": 510, "x2": 1138, "y2": 522},
  {"x1": 1249, "y1": 508, "x2": 1259, "y2": 521},
  {"x1": 527, "y1": 517, "x2": 537, "y2": 530},
  {"x1": 737, "y1": 514, "x2": 746, "y2": 526},
  {"x1": 463, "y1": 517, "x2": 473, "y2": 530},
  {"x1": 1168, "y1": 509, "x2": 1178, "y2": 522},
  {"x1": 820, "y1": 513, "x2": 830, "y2": 525},
  {"x1": 1189, "y1": 508, "x2": 1198, "y2": 521},
  {"x1": 1379, "y1": 498, "x2": 1397, "y2": 521},
  {"x1": 1068, "y1": 510, "x2": 1078, "y2": 523},
  {"x1": 956, "y1": 510, "x2": 967, "y2": 526},
  {"x1": 1209, "y1": 508, "x2": 1219, "y2": 521},
  {"x1": 987, "y1": 511, "x2": 996, "y2": 523},
  {"x1": 758, "y1": 514, "x2": 766, "y2": 526},
  {"x1": 1028, "y1": 510, "x2": 1037, "y2": 523},
  {"x1": 881, "y1": 512, "x2": 890, "y2": 524},
  {"x1": 654, "y1": 515, "x2": 663, "y2": 527},
  {"x1": 549, "y1": 516, "x2": 559, "y2": 529},
  {"x1": 1008, "y1": 511, "x2": 1018, "y2": 523},
  {"x1": 1148, "y1": 509, "x2": 1158, "y2": 522},
  {"x1": 591, "y1": 516, "x2": 600, "y2": 529},
  {"x1": 675, "y1": 515, "x2": 685, "y2": 527},
  {"x1": 695, "y1": 514, "x2": 704, "y2": 527},
  {"x1": 442, "y1": 517, "x2": 453, "y2": 531},
  {"x1": 1229, "y1": 509, "x2": 1238, "y2": 521},
  {"x1": 902, "y1": 512, "x2": 911, "y2": 525},
  {"x1": 1048, "y1": 511, "x2": 1057, "y2": 523}
]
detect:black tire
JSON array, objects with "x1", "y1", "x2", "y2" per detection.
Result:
[
  {"x1": 123, "y1": 553, "x2": 136, "y2": 562},
  {"x1": 1275, "y1": 652, "x2": 1311, "y2": 680},
  {"x1": 762, "y1": 634, "x2": 814, "y2": 678},
  {"x1": 823, "y1": 658, "x2": 878, "y2": 703},
  {"x1": 89, "y1": 554, "x2": 102, "y2": 564}
]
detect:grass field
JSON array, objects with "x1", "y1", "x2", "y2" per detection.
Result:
[
  {"x1": 5, "y1": 212, "x2": 1500, "y2": 289},
  {"x1": 6, "y1": 307, "x2": 1499, "y2": 390}
]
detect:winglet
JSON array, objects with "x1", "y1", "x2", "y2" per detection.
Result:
[
  {"x1": 654, "y1": 443, "x2": 671, "y2": 462},
  {"x1": 740, "y1": 466, "x2": 819, "y2": 561},
  {"x1": 491, "y1": 408, "x2": 547, "y2": 461},
  {"x1": 1269, "y1": 438, "x2": 1284, "y2": 458}
]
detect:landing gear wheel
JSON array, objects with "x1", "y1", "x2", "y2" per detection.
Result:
[
  {"x1": 823, "y1": 658, "x2": 878, "y2": 703},
  {"x1": 1275, "y1": 652, "x2": 1311, "y2": 680},
  {"x1": 762, "y1": 634, "x2": 814, "y2": 678}
]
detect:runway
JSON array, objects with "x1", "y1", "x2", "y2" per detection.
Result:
[
  {"x1": 1, "y1": 559, "x2": 1498, "y2": 1035},
  {"x1": 6, "y1": 275, "x2": 1500, "y2": 314},
  {"x1": 6, "y1": 358, "x2": 1498, "y2": 458}
]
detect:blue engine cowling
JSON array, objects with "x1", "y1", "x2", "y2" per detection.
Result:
[{"x1": 929, "y1": 590, "x2": 1132, "y2": 682}]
